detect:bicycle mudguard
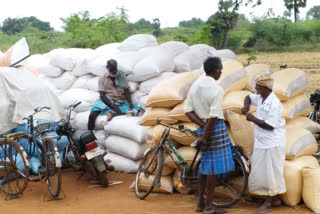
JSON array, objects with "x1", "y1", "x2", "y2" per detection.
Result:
[{"x1": 152, "y1": 150, "x2": 164, "y2": 188}]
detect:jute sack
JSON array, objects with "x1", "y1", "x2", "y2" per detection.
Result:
[
  {"x1": 226, "y1": 111, "x2": 254, "y2": 157},
  {"x1": 217, "y1": 60, "x2": 246, "y2": 94},
  {"x1": 285, "y1": 128, "x2": 317, "y2": 160},
  {"x1": 140, "y1": 108, "x2": 178, "y2": 126},
  {"x1": 286, "y1": 116, "x2": 320, "y2": 134},
  {"x1": 302, "y1": 167, "x2": 320, "y2": 213},
  {"x1": 136, "y1": 174, "x2": 173, "y2": 193},
  {"x1": 169, "y1": 122, "x2": 198, "y2": 146},
  {"x1": 168, "y1": 99, "x2": 191, "y2": 122},
  {"x1": 222, "y1": 91, "x2": 256, "y2": 120},
  {"x1": 272, "y1": 68, "x2": 308, "y2": 101},
  {"x1": 281, "y1": 156, "x2": 319, "y2": 207},
  {"x1": 282, "y1": 93, "x2": 311, "y2": 120},
  {"x1": 173, "y1": 169, "x2": 192, "y2": 194},
  {"x1": 165, "y1": 146, "x2": 200, "y2": 168},
  {"x1": 145, "y1": 69, "x2": 203, "y2": 108},
  {"x1": 244, "y1": 64, "x2": 272, "y2": 91}
]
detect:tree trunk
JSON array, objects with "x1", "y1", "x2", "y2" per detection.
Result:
[
  {"x1": 294, "y1": 0, "x2": 298, "y2": 22},
  {"x1": 222, "y1": 30, "x2": 229, "y2": 49}
]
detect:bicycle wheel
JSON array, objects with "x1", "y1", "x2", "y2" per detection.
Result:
[
  {"x1": 135, "y1": 146, "x2": 163, "y2": 199},
  {"x1": 211, "y1": 153, "x2": 248, "y2": 208},
  {"x1": 0, "y1": 138, "x2": 30, "y2": 197},
  {"x1": 44, "y1": 140, "x2": 62, "y2": 198},
  {"x1": 63, "y1": 139, "x2": 82, "y2": 170}
]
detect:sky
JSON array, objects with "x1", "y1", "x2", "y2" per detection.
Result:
[{"x1": 0, "y1": 0, "x2": 319, "y2": 31}]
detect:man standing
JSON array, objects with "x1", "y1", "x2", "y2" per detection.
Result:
[
  {"x1": 184, "y1": 57, "x2": 234, "y2": 214},
  {"x1": 88, "y1": 59, "x2": 139, "y2": 130},
  {"x1": 241, "y1": 75, "x2": 286, "y2": 214}
]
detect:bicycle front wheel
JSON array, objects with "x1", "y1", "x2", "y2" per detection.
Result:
[
  {"x1": 44, "y1": 140, "x2": 62, "y2": 199},
  {"x1": 211, "y1": 153, "x2": 248, "y2": 208},
  {"x1": 0, "y1": 138, "x2": 30, "y2": 197},
  {"x1": 135, "y1": 146, "x2": 163, "y2": 199}
]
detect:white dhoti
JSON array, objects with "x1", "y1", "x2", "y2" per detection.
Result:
[{"x1": 248, "y1": 146, "x2": 286, "y2": 196}]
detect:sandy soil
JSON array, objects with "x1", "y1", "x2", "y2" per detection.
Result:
[
  {"x1": 0, "y1": 170, "x2": 312, "y2": 214},
  {"x1": 237, "y1": 51, "x2": 320, "y2": 94}
]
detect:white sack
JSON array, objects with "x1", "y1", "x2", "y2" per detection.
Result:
[
  {"x1": 87, "y1": 77, "x2": 99, "y2": 92},
  {"x1": 72, "y1": 111, "x2": 108, "y2": 130},
  {"x1": 118, "y1": 34, "x2": 158, "y2": 52},
  {"x1": 58, "y1": 88, "x2": 99, "y2": 112},
  {"x1": 128, "y1": 81, "x2": 139, "y2": 93},
  {"x1": 0, "y1": 68, "x2": 65, "y2": 133},
  {"x1": 104, "y1": 115, "x2": 150, "y2": 143},
  {"x1": 132, "y1": 90, "x2": 148, "y2": 109},
  {"x1": 128, "y1": 41, "x2": 188, "y2": 82},
  {"x1": 174, "y1": 44, "x2": 216, "y2": 73},
  {"x1": 112, "y1": 51, "x2": 144, "y2": 75},
  {"x1": 37, "y1": 64, "x2": 63, "y2": 77},
  {"x1": 105, "y1": 135, "x2": 148, "y2": 160},
  {"x1": 213, "y1": 49, "x2": 236, "y2": 60},
  {"x1": 48, "y1": 71, "x2": 77, "y2": 90},
  {"x1": 71, "y1": 74, "x2": 95, "y2": 89},
  {"x1": 93, "y1": 130, "x2": 107, "y2": 149},
  {"x1": 104, "y1": 152, "x2": 141, "y2": 173}
]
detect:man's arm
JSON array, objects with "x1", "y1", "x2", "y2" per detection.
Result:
[
  {"x1": 203, "y1": 117, "x2": 217, "y2": 142},
  {"x1": 99, "y1": 91, "x2": 122, "y2": 114},
  {"x1": 185, "y1": 112, "x2": 206, "y2": 128},
  {"x1": 246, "y1": 113, "x2": 274, "y2": 130},
  {"x1": 124, "y1": 88, "x2": 134, "y2": 109},
  {"x1": 241, "y1": 95, "x2": 251, "y2": 115}
]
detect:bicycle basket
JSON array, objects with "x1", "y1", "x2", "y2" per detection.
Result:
[{"x1": 36, "y1": 123, "x2": 51, "y2": 133}]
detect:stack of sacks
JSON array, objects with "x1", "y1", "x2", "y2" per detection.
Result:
[
  {"x1": 137, "y1": 59, "x2": 248, "y2": 194},
  {"x1": 103, "y1": 116, "x2": 150, "y2": 173}
]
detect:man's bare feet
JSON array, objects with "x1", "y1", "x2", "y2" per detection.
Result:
[{"x1": 254, "y1": 201, "x2": 272, "y2": 214}]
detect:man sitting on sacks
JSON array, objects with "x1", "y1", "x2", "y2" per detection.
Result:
[
  {"x1": 184, "y1": 57, "x2": 235, "y2": 214},
  {"x1": 241, "y1": 74, "x2": 286, "y2": 214},
  {"x1": 88, "y1": 59, "x2": 140, "y2": 130}
]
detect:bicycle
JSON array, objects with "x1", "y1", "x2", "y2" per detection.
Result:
[
  {"x1": 0, "y1": 132, "x2": 30, "y2": 199},
  {"x1": 22, "y1": 106, "x2": 62, "y2": 199},
  {"x1": 308, "y1": 89, "x2": 320, "y2": 124},
  {"x1": 134, "y1": 119, "x2": 249, "y2": 208}
]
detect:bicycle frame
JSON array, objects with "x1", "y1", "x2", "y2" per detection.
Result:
[{"x1": 156, "y1": 123, "x2": 200, "y2": 174}]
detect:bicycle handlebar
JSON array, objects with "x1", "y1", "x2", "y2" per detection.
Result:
[
  {"x1": 23, "y1": 106, "x2": 51, "y2": 121},
  {"x1": 70, "y1": 101, "x2": 81, "y2": 109},
  {"x1": 157, "y1": 119, "x2": 199, "y2": 137}
]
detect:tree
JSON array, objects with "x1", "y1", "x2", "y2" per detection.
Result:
[
  {"x1": 61, "y1": 8, "x2": 128, "y2": 48},
  {"x1": 306, "y1": 5, "x2": 320, "y2": 19},
  {"x1": 1, "y1": 16, "x2": 52, "y2": 34},
  {"x1": 284, "y1": 0, "x2": 307, "y2": 22},
  {"x1": 179, "y1": 18, "x2": 204, "y2": 28},
  {"x1": 152, "y1": 18, "x2": 163, "y2": 37},
  {"x1": 207, "y1": 0, "x2": 239, "y2": 48}
]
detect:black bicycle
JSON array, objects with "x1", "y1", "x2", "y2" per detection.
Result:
[
  {"x1": 22, "y1": 106, "x2": 62, "y2": 199},
  {"x1": 135, "y1": 119, "x2": 249, "y2": 208}
]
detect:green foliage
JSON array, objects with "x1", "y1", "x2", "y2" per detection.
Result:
[
  {"x1": 179, "y1": 18, "x2": 204, "y2": 28},
  {"x1": 246, "y1": 51, "x2": 257, "y2": 65},
  {"x1": 61, "y1": 8, "x2": 128, "y2": 48},
  {"x1": 207, "y1": 0, "x2": 239, "y2": 48},
  {"x1": 190, "y1": 24, "x2": 214, "y2": 45},
  {"x1": 307, "y1": 5, "x2": 320, "y2": 20},
  {"x1": 1, "y1": 16, "x2": 52, "y2": 35}
]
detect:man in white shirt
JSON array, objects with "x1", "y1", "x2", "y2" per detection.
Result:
[
  {"x1": 185, "y1": 57, "x2": 234, "y2": 214},
  {"x1": 241, "y1": 75, "x2": 286, "y2": 214}
]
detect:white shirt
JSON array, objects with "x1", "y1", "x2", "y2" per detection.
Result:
[
  {"x1": 249, "y1": 92, "x2": 286, "y2": 149},
  {"x1": 184, "y1": 76, "x2": 224, "y2": 122}
]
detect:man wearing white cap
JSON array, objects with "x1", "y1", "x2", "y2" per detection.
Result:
[{"x1": 241, "y1": 74, "x2": 286, "y2": 214}]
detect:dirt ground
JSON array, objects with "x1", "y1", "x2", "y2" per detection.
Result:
[
  {"x1": 1, "y1": 52, "x2": 319, "y2": 214},
  {"x1": 0, "y1": 170, "x2": 313, "y2": 214},
  {"x1": 237, "y1": 51, "x2": 320, "y2": 94}
]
